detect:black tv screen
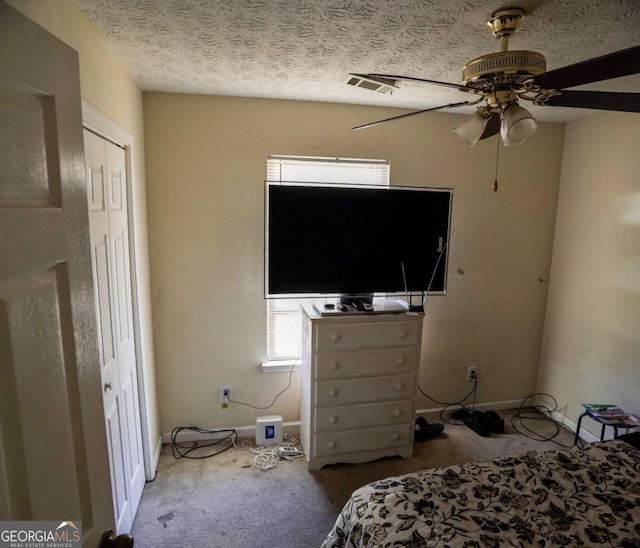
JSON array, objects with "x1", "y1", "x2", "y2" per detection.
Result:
[{"x1": 265, "y1": 182, "x2": 452, "y2": 298}]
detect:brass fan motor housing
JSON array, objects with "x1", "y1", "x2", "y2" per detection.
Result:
[
  {"x1": 462, "y1": 50, "x2": 547, "y2": 86},
  {"x1": 487, "y1": 7, "x2": 527, "y2": 39}
]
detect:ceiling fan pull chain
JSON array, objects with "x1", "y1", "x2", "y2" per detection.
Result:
[{"x1": 493, "y1": 137, "x2": 500, "y2": 192}]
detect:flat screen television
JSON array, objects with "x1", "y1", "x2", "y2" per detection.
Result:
[{"x1": 265, "y1": 182, "x2": 452, "y2": 302}]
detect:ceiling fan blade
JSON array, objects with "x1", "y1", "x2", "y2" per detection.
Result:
[
  {"x1": 545, "y1": 90, "x2": 640, "y2": 113},
  {"x1": 352, "y1": 101, "x2": 472, "y2": 131},
  {"x1": 479, "y1": 113, "x2": 501, "y2": 140},
  {"x1": 364, "y1": 73, "x2": 482, "y2": 94},
  {"x1": 533, "y1": 46, "x2": 640, "y2": 90}
]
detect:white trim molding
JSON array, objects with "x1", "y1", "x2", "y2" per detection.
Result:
[
  {"x1": 261, "y1": 359, "x2": 301, "y2": 373},
  {"x1": 82, "y1": 100, "x2": 131, "y2": 146}
]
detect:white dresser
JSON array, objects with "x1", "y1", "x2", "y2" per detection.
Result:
[{"x1": 300, "y1": 304, "x2": 423, "y2": 471}]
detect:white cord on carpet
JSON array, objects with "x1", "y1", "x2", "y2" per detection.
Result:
[{"x1": 232, "y1": 434, "x2": 304, "y2": 471}]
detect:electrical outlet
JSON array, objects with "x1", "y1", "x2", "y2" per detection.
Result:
[
  {"x1": 467, "y1": 367, "x2": 478, "y2": 383},
  {"x1": 219, "y1": 386, "x2": 232, "y2": 403}
]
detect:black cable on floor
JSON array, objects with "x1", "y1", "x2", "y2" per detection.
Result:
[
  {"x1": 145, "y1": 470, "x2": 158, "y2": 483},
  {"x1": 510, "y1": 392, "x2": 573, "y2": 448},
  {"x1": 171, "y1": 427, "x2": 238, "y2": 459},
  {"x1": 418, "y1": 379, "x2": 478, "y2": 424},
  {"x1": 420, "y1": 382, "x2": 573, "y2": 446}
]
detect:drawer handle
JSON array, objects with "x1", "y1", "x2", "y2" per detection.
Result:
[
  {"x1": 328, "y1": 441, "x2": 337, "y2": 449},
  {"x1": 329, "y1": 416, "x2": 337, "y2": 424},
  {"x1": 399, "y1": 330, "x2": 409, "y2": 339},
  {"x1": 392, "y1": 433, "x2": 401, "y2": 441},
  {"x1": 330, "y1": 333, "x2": 341, "y2": 342},
  {"x1": 330, "y1": 362, "x2": 340, "y2": 371},
  {"x1": 395, "y1": 383, "x2": 405, "y2": 391},
  {"x1": 396, "y1": 357, "x2": 406, "y2": 366},
  {"x1": 328, "y1": 389, "x2": 338, "y2": 398},
  {"x1": 394, "y1": 409, "x2": 403, "y2": 417}
]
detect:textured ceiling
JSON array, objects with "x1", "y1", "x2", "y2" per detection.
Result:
[{"x1": 74, "y1": 0, "x2": 640, "y2": 122}]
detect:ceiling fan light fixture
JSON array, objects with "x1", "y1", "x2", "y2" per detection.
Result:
[
  {"x1": 500, "y1": 103, "x2": 537, "y2": 146},
  {"x1": 453, "y1": 107, "x2": 492, "y2": 147},
  {"x1": 347, "y1": 9, "x2": 640, "y2": 148}
]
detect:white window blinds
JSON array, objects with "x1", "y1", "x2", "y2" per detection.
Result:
[
  {"x1": 266, "y1": 155, "x2": 389, "y2": 186},
  {"x1": 265, "y1": 156, "x2": 390, "y2": 362}
]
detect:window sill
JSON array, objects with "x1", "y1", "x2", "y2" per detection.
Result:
[{"x1": 261, "y1": 359, "x2": 301, "y2": 373}]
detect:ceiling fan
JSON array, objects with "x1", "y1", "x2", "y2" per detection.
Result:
[{"x1": 348, "y1": 7, "x2": 640, "y2": 147}]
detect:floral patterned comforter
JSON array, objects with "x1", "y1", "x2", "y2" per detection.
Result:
[{"x1": 322, "y1": 440, "x2": 640, "y2": 547}]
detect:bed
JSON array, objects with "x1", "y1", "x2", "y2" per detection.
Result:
[{"x1": 322, "y1": 437, "x2": 640, "y2": 547}]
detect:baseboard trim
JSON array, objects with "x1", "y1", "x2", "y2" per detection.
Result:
[
  {"x1": 148, "y1": 435, "x2": 163, "y2": 480},
  {"x1": 162, "y1": 421, "x2": 301, "y2": 445},
  {"x1": 416, "y1": 399, "x2": 526, "y2": 419},
  {"x1": 547, "y1": 409, "x2": 603, "y2": 443},
  {"x1": 417, "y1": 399, "x2": 590, "y2": 440},
  {"x1": 162, "y1": 401, "x2": 589, "y2": 445}
]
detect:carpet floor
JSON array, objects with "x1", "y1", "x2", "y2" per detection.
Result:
[{"x1": 130, "y1": 409, "x2": 574, "y2": 547}]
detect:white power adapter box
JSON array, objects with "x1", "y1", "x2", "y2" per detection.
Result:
[{"x1": 255, "y1": 415, "x2": 283, "y2": 445}]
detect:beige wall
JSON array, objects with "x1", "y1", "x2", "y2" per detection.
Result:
[
  {"x1": 538, "y1": 112, "x2": 640, "y2": 438},
  {"x1": 144, "y1": 92, "x2": 565, "y2": 433},
  {"x1": 8, "y1": 1, "x2": 160, "y2": 462}
]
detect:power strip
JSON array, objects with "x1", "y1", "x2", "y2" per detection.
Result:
[{"x1": 278, "y1": 447, "x2": 304, "y2": 457}]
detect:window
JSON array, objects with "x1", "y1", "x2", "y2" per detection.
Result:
[{"x1": 264, "y1": 156, "x2": 390, "y2": 369}]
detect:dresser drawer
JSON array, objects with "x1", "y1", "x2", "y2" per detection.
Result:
[
  {"x1": 316, "y1": 374, "x2": 415, "y2": 407},
  {"x1": 315, "y1": 320, "x2": 420, "y2": 351},
  {"x1": 315, "y1": 400, "x2": 413, "y2": 432},
  {"x1": 315, "y1": 424, "x2": 412, "y2": 457},
  {"x1": 316, "y1": 347, "x2": 417, "y2": 380}
]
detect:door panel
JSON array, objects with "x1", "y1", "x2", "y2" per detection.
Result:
[
  {"x1": 113, "y1": 231, "x2": 131, "y2": 343},
  {"x1": 121, "y1": 369, "x2": 144, "y2": 494},
  {"x1": 94, "y1": 237, "x2": 116, "y2": 368},
  {"x1": 0, "y1": 267, "x2": 89, "y2": 518},
  {"x1": 104, "y1": 397, "x2": 129, "y2": 533},
  {"x1": 88, "y1": 162, "x2": 106, "y2": 212},
  {"x1": 0, "y1": 83, "x2": 61, "y2": 206}
]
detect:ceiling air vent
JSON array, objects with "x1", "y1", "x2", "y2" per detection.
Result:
[{"x1": 346, "y1": 74, "x2": 397, "y2": 94}]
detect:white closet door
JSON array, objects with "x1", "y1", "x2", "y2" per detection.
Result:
[{"x1": 84, "y1": 129, "x2": 144, "y2": 534}]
